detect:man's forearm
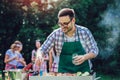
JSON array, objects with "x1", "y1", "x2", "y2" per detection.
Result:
[{"x1": 83, "y1": 52, "x2": 96, "y2": 60}]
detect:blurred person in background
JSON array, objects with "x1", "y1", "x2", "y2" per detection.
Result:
[
  {"x1": 31, "y1": 39, "x2": 41, "y2": 72},
  {"x1": 49, "y1": 47, "x2": 59, "y2": 76},
  {"x1": 4, "y1": 43, "x2": 20, "y2": 70},
  {"x1": 32, "y1": 39, "x2": 49, "y2": 75},
  {"x1": 14, "y1": 40, "x2": 26, "y2": 69}
]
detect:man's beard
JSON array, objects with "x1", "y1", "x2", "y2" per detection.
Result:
[{"x1": 65, "y1": 25, "x2": 73, "y2": 34}]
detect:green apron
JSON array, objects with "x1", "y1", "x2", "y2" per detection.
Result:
[{"x1": 58, "y1": 28, "x2": 90, "y2": 73}]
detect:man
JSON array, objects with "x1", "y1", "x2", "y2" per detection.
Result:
[{"x1": 37, "y1": 8, "x2": 98, "y2": 73}]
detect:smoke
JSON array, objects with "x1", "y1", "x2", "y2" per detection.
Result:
[{"x1": 98, "y1": 0, "x2": 120, "y2": 59}]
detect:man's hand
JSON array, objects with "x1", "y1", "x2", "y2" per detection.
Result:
[
  {"x1": 73, "y1": 55, "x2": 86, "y2": 65},
  {"x1": 73, "y1": 52, "x2": 96, "y2": 65}
]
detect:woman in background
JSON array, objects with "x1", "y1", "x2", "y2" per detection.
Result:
[
  {"x1": 14, "y1": 40, "x2": 26, "y2": 69},
  {"x1": 31, "y1": 39, "x2": 41, "y2": 72},
  {"x1": 4, "y1": 43, "x2": 20, "y2": 70},
  {"x1": 32, "y1": 39, "x2": 49, "y2": 75}
]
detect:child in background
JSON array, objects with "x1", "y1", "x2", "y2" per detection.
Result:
[{"x1": 49, "y1": 47, "x2": 59, "y2": 76}]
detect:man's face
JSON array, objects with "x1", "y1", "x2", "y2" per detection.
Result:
[{"x1": 58, "y1": 16, "x2": 75, "y2": 34}]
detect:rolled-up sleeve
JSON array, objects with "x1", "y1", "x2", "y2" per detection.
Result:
[
  {"x1": 85, "y1": 28, "x2": 99, "y2": 56},
  {"x1": 40, "y1": 31, "x2": 55, "y2": 54}
]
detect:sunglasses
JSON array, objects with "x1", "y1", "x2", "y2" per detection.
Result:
[{"x1": 58, "y1": 19, "x2": 72, "y2": 27}]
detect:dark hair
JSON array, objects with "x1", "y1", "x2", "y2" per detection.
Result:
[
  {"x1": 58, "y1": 8, "x2": 75, "y2": 19},
  {"x1": 34, "y1": 39, "x2": 41, "y2": 51}
]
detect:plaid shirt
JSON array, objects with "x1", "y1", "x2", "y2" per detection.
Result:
[{"x1": 40, "y1": 25, "x2": 98, "y2": 56}]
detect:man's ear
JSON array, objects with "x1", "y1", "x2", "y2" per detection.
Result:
[
  {"x1": 72, "y1": 18, "x2": 76, "y2": 22},
  {"x1": 72, "y1": 18, "x2": 76, "y2": 23}
]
